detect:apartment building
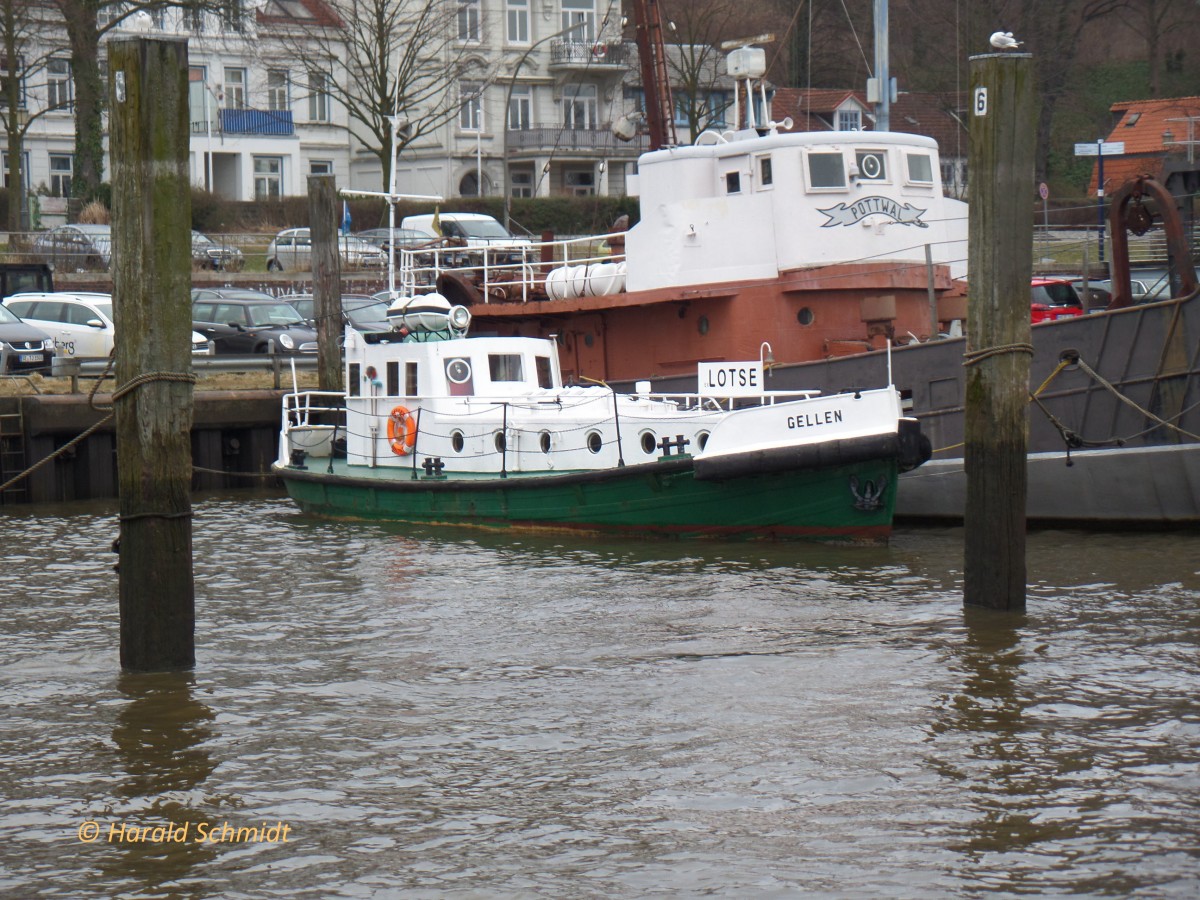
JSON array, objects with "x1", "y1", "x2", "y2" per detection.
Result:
[{"x1": 4, "y1": 0, "x2": 747, "y2": 218}]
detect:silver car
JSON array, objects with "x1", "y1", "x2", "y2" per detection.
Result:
[
  {"x1": 31, "y1": 224, "x2": 113, "y2": 272},
  {"x1": 265, "y1": 228, "x2": 387, "y2": 272}
]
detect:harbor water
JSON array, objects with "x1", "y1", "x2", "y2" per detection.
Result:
[{"x1": 2, "y1": 494, "x2": 1198, "y2": 898}]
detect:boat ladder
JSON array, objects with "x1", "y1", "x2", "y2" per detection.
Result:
[{"x1": 0, "y1": 408, "x2": 27, "y2": 504}]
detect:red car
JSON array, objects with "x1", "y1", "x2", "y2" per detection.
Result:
[{"x1": 1031, "y1": 277, "x2": 1084, "y2": 323}]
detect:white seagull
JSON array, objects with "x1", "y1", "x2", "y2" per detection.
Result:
[{"x1": 989, "y1": 31, "x2": 1022, "y2": 50}]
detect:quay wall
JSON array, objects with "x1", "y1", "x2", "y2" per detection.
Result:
[{"x1": 0, "y1": 391, "x2": 283, "y2": 504}]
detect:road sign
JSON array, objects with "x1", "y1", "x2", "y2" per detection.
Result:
[
  {"x1": 1038, "y1": 182, "x2": 1049, "y2": 200},
  {"x1": 1074, "y1": 141, "x2": 1124, "y2": 156}
]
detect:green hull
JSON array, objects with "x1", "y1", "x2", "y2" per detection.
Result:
[{"x1": 273, "y1": 456, "x2": 900, "y2": 543}]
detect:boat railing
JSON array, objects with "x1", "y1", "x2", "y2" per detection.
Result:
[
  {"x1": 282, "y1": 390, "x2": 346, "y2": 430},
  {"x1": 397, "y1": 232, "x2": 627, "y2": 304}
]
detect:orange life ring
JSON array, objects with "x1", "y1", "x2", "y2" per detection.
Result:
[
  {"x1": 387, "y1": 405, "x2": 417, "y2": 456},
  {"x1": 592, "y1": 42, "x2": 607, "y2": 60}
]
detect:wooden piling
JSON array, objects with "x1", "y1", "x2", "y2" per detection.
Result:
[
  {"x1": 109, "y1": 38, "x2": 196, "y2": 670},
  {"x1": 309, "y1": 175, "x2": 344, "y2": 392},
  {"x1": 963, "y1": 52, "x2": 1038, "y2": 611}
]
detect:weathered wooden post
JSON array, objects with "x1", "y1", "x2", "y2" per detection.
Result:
[
  {"x1": 109, "y1": 38, "x2": 196, "y2": 670},
  {"x1": 309, "y1": 175, "x2": 343, "y2": 392},
  {"x1": 963, "y1": 51, "x2": 1038, "y2": 611}
]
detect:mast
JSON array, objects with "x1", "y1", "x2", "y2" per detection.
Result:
[
  {"x1": 872, "y1": 0, "x2": 891, "y2": 131},
  {"x1": 629, "y1": 0, "x2": 677, "y2": 149}
]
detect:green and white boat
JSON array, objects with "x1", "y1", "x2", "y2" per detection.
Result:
[{"x1": 272, "y1": 295, "x2": 930, "y2": 542}]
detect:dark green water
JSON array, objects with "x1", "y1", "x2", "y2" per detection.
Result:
[{"x1": 2, "y1": 495, "x2": 1198, "y2": 898}]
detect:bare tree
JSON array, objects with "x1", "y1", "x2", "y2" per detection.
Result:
[
  {"x1": 657, "y1": 0, "x2": 746, "y2": 142},
  {"x1": 1116, "y1": 0, "x2": 1197, "y2": 95},
  {"x1": 275, "y1": 0, "x2": 493, "y2": 194},
  {"x1": 1, "y1": 0, "x2": 71, "y2": 235}
]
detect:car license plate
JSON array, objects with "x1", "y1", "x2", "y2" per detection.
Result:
[{"x1": 18, "y1": 353, "x2": 41, "y2": 362}]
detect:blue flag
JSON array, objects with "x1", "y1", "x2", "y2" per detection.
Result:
[{"x1": 341, "y1": 200, "x2": 351, "y2": 235}]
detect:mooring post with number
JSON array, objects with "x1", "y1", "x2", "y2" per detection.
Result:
[
  {"x1": 109, "y1": 38, "x2": 196, "y2": 670},
  {"x1": 309, "y1": 175, "x2": 343, "y2": 392},
  {"x1": 963, "y1": 51, "x2": 1038, "y2": 611}
]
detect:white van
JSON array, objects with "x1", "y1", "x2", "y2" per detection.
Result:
[{"x1": 398, "y1": 213, "x2": 530, "y2": 250}]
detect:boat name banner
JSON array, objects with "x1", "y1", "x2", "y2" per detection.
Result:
[
  {"x1": 698, "y1": 361, "x2": 764, "y2": 397},
  {"x1": 817, "y1": 196, "x2": 929, "y2": 229}
]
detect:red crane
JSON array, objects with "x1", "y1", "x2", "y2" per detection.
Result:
[{"x1": 628, "y1": 0, "x2": 677, "y2": 150}]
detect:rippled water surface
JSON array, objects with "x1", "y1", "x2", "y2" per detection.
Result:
[{"x1": 1, "y1": 494, "x2": 1198, "y2": 898}]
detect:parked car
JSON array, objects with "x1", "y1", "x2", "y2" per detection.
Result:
[
  {"x1": 4, "y1": 292, "x2": 212, "y2": 358},
  {"x1": 1030, "y1": 277, "x2": 1083, "y2": 324},
  {"x1": 264, "y1": 228, "x2": 388, "y2": 272},
  {"x1": 190, "y1": 292, "x2": 318, "y2": 355},
  {"x1": 281, "y1": 293, "x2": 395, "y2": 335},
  {"x1": 0, "y1": 303, "x2": 55, "y2": 374},
  {"x1": 355, "y1": 228, "x2": 435, "y2": 252},
  {"x1": 192, "y1": 231, "x2": 245, "y2": 271},
  {"x1": 31, "y1": 224, "x2": 113, "y2": 272}
]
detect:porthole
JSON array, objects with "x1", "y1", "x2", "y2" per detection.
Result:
[
  {"x1": 696, "y1": 431, "x2": 710, "y2": 451},
  {"x1": 494, "y1": 431, "x2": 507, "y2": 452},
  {"x1": 540, "y1": 431, "x2": 552, "y2": 453},
  {"x1": 698, "y1": 315, "x2": 709, "y2": 335},
  {"x1": 451, "y1": 430, "x2": 465, "y2": 453},
  {"x1": 586, "y1": 431, "x2": 603, "y2": 453},
  {"x1": 640, "y1": 431, "x2": 657, "y2": 454},
  {"x1": 797, "y1": 307, "x2": 814, "y2": 326}
]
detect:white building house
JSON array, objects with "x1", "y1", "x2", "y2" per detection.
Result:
[{"x1": 3, "y1": 0, "x2": 751, "y2": 222}]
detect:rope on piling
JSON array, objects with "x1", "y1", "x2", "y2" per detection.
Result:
[
  {"x1": 1, "y1": 367, "x2": 199, "y2": 495},
  {"x1": 961, "y1": 342, "x2": 1034, "y2": 366}
]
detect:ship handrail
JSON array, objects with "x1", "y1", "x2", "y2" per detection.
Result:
[{"x1": 397, "y1": 231, "x2": 628, "y2": 303}]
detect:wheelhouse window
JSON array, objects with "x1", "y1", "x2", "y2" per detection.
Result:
[
  {"x1": 807, "y1": 152, "x2": 846, "y2": 189},
  {"x1": 724, "y1": 171, "x2": 741, "y2": 194},
  {"x1": 855, "y1": 150, "x2": 887, "y2": 181},
  {"x1": 906, "y1": 152, "x2": 934, "y2": 184},
  {"x1": 506, "y1": 0, "x2": 529, "y2": 44},
  {"x1": 535, "y1": 356, "x2": 554, "y2": 389},
  {"x1": 489, "y1": 354, "x2": 524, "y2": 382},
  {"x1": 758, "y1": 156, "x2": 773, "y2": 187}
]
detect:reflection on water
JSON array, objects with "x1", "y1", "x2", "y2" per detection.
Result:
[{"x1": 0, "y1": 495, "x2": 1197, "y2": 898}]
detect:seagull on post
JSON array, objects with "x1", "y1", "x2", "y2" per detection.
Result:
[{"x1": 989, "y1": 31, "x2": 1022, "y2": 50}]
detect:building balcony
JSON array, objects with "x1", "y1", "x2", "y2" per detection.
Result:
[
  {"x1": 506, "y1": 124, "x2": 649, "y2": 156},
  {"x1": 548, "y1": 39, "x2": 631, "y2": 70},
  {"x1": 190, "y1": 108, "x2": 295, "y2": 137}
]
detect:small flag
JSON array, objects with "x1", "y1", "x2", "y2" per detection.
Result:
[
  {"x1": 341, "y1": 200, "x2": 352, "y2": 235},
  {"x1": 431, "y1": 206, "x2": 441, "y2": 236}
]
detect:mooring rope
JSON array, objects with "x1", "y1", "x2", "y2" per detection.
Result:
[
  {"x1": 1, "y1": 368, "x2": 200, "y2": 495},
  {"x1": 961, "y1": 342, "x2": 1034, "y2": 367}
]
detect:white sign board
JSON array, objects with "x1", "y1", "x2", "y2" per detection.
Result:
[
  {"x1": 1074, "y1": 141, "x2": 1125, "y2": 156},
  {"x1": 698, "y1": 361, "x2": 764, "y2": 397}
]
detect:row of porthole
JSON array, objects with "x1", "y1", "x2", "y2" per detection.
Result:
[
  {"x1": 446, "y1": 429, "x2": 712, "y2": 455},
  {"x1": 694, "y1": 308, "x2": 815, "y2": 334}
]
